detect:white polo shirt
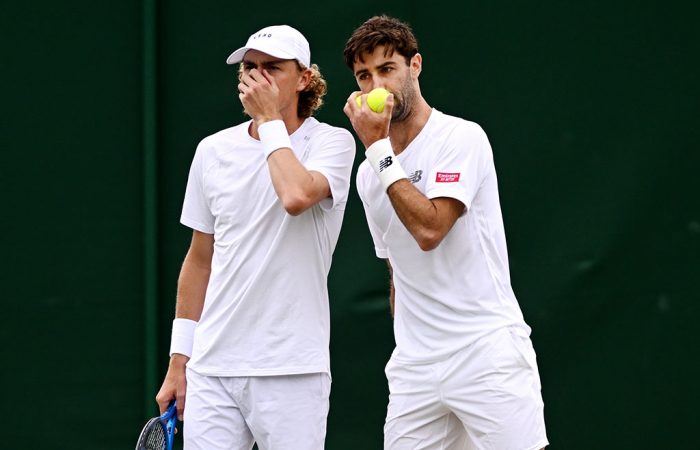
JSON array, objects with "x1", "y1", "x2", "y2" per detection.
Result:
[
  {"x1": 181, "y1": 117, "x2": 355, "y2": 376},
  {"x1": 356, "y1": 109, "x2": 530, "y2": 364}
]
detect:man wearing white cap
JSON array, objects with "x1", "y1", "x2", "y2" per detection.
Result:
[{"x1": 155, "y1": 24, "x2": 355, "y2": 450}]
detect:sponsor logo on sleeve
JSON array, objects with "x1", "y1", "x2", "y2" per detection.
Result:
[
  {"x1": 408, "y1": 170, "x2": 423, "y2": 183},
  {"x1": 436, "y1": 172, "x2": 460, "y2": 182}
]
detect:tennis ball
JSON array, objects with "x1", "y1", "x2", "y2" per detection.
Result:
[{"x1": 356, "y1": 88, "x2": 391, "y2": 113}]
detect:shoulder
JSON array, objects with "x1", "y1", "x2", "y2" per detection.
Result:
[
  {"x1": 431, "y1": 110, "x2": 487, "y2": 142},
  {"x1": 200, "y1": 121, "x2": 250, "y2": 146},
  {"x1": 188, "y1": 122, "x2": 251, "y2": 174},
  {"x1": 306, "y1": 118, "x2": 355, "y2": 142},
  {"x1": 197, "y1": 121, "x2": 250, "y2": 153},
  {"x1": 427, "y1": 111, "x2": 492, "y2": 163},
  {"x1": 305, "y1": 118, "x2": 356, "y2": 161}
]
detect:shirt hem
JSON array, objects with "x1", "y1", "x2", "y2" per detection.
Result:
[
  {"x1": 426, "y1": 188, "x2": 471, "y2": 211},
  {"x1": 180, "y1": 216, "x2": 214, "y2": 234},
  {"x1": 186, "y1": 364, "x2": 330, "y2": 378},
  {"x1": 391, "y1": 323, "x2": 529, "y2": 365},
  {"x1": 525, "y1": 439, "x2": 549, "y2": 450}
]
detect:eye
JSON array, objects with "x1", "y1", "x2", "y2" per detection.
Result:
[{"x1": 357, "y1": 73, "x2": 368, "y2": 81}]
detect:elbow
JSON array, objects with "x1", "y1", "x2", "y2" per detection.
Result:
[
  {"x1": 281, "y1": 193, "x2": 312, "y2": 216},
  {"x1": 415, "y1": 228, "x2": 444, "y2": 252}
]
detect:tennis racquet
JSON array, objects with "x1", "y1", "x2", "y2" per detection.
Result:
[{"x1": 135, "y1": 401, "x2": 178, "y2": 450}]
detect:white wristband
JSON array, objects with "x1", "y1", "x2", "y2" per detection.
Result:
[
  {"x1": 365, "y1": 138, "x2": 407, "y2": 191},
  {"x1": 258, "y1": 120, "x2": 292, "y2": 159},
  {"x1": 169, "y1": 318, "x2": 197, "y2": 358}
]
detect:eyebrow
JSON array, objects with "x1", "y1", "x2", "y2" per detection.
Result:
[{"x1": 242, "y1": 59, "x2": 289, "y2": 67}]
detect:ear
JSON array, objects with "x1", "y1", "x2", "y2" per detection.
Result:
[
  {"x1": 296, "y1": 68, "x2": 312, "y2": 92},
  {"x1": 410, "y1": 53, "x2": 422, "y2": 79}
]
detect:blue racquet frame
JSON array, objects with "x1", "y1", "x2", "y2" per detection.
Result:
[
  {"x1": 135, "y1": 400, "x2": 178, "y2": 450},
  {"x1": 160, "y1": 401, "x2": 177, "y2": 450}
]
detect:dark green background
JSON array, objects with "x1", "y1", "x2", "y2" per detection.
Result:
[{"x1": 2, "y1": 1, "x2": 698, "y2": 448}]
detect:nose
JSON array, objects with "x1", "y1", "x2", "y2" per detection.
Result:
[{"x1": 370, "y1": 81, "x2": 386, "y2": 92}]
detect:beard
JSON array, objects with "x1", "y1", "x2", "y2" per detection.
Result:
[{"x1": 391, "y1": 75, "x2": 417, "y2": 123}]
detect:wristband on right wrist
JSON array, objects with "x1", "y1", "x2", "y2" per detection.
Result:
[
  {"x1": 365, "y1": 138, "x2": 407, "y2": 191},
  {"x1": 258, "y1": 119, "x2": 292, "y2": 159},
  {"x1": 169, "y1": 318, "x2": 197, "y2": 358}
]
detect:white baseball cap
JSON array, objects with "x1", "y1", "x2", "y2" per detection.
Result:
[{"x1": 226, "y1": 25, "x2": 311, "y2": 67}]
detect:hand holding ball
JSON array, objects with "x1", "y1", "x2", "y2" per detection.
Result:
[{"x1": 356, "y1": 88, "x2": 391, "y2": 113}]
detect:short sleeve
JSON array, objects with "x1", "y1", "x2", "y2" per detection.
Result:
[
  {"x1": 304, "y1": 128, "x2": 356, "y2": 211},
  {"x1": 425, "y1": 123, "x2": 492, "y2": 211},
  {"x1": 180, "y1": 142, "x2": 215, "y2": 233}
]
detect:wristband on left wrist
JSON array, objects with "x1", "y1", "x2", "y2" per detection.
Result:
[
  {"x1": 169, "y1": 318, "x2": 197, "y2": 358},
  {"x1": 365, "y1": 138, "x2": 407, "y2": 191}
]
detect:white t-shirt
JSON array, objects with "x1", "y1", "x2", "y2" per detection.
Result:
[
  {"x1": 181, "y1": 117, "x2": 355, "y2": 376},
  {"x1": 356, "y1": 109, "x2": 531, "y2": 364}
]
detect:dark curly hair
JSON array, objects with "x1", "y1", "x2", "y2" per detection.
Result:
[{"x1": 343, "y1": 15, "x2": 419, "y2": 70}]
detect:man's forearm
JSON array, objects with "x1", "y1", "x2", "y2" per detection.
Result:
[
  {"x1": 266, "y1": 149, "x2": 330, "y2": 216},
  {"x1": 168, "y1": 231, "x2": 214, "y2": 359},
  {"x1": 386, "y1": 259, "x2": 395, "y2": 318},
  {"x1": 174, "y1": 259, "x2": 210, "y2": 322}
]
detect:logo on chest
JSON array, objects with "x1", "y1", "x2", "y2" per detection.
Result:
[{"x1": 408, "y1": 170, "x2": 423, "y2": 183}]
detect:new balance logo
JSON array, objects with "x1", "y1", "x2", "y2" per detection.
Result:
[
  {"x1": 409, "y1": 170, "x2": 423, "y2": 183},
  {"x1": 378, "y1": 156, "x2": 393, "y2": 172}
]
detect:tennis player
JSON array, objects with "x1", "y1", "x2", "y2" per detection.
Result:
[
  {"x1": 156, "y1": 24, "x2": 355, "y2": 450},
  {"x1": 343, "y1": 16, "x2": 548, "y2": 449}
]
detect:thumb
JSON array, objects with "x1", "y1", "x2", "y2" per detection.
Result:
[{"x1": 383, "y1": 93, "x2": 395, "y2": 116}]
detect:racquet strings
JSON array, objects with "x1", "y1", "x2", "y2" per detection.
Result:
[{"x1": 136, "y1": 417, "x2": 167, "y2": 450}]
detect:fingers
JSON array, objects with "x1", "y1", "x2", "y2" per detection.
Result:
[
  {"x1": 239, "y1": 68, "x2": 262, "y2": 85},
  {"x1": 349, "y1": 91, "x2": 363, "y2": 108},
  {"x1": 238, "y1": 70, "x2": 251, "y2": 99},
  {"x1": 343, "y1": 90, "x2": 392, "y2": 148},
  {"x1": 176, "y1": 380, "x2": 187, "y2": 421},
  {"x1": 261, "y1": 69, "x2": 276, "y2": 88},
  {"x1": 239, "y1": 69, "x2": 270, "y2": 92},
  {"x1": 155, "y1": 388, "x2": 174, "y2": 415},
  {"x1": 343, "y1": 91, "x2": 363, "y2": 118},
  {"x1": 156, "y1": 363, "x2": 187, "y2": 419},
  {"x1": 238, "y1": 69, "x2": 280, "y2": 121}
]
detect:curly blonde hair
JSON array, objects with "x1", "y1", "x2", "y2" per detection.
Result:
[
  {"x1": 238, "y1": 62, "x2": 327, "y2": 118},
  {"x1": 297, "y1": 63, "x2": 327, "y2": 118}
]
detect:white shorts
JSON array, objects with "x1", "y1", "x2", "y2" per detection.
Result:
[
  {"x1": 183, "y1": 368, "x2": 331, "y2": 450},
  {"x1": 384, "y1": 327, "x2": 548, "y2": 450}
]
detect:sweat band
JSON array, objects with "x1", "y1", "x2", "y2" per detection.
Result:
[
  {"x1": 258, "y1": 119, "x2": 292, "y2": 159},
  {"x1": 365, "y1": 138, "x2": 407, "y2": 191},
  {"x1": 169, "y1": 318, "x2": 198, "y2": 358}
]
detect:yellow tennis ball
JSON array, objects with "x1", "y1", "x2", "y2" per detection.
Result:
[{"x1": 356, "y1": 88, "x2": 391, "y2": 113}]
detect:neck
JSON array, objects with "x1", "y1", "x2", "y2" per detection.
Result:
[
  {"x1": 388, "y1": 97, "x2": 432, "y2": 155},
  {"x1": 250, "y1": 113, "x2": 305, "y2": 140}
]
